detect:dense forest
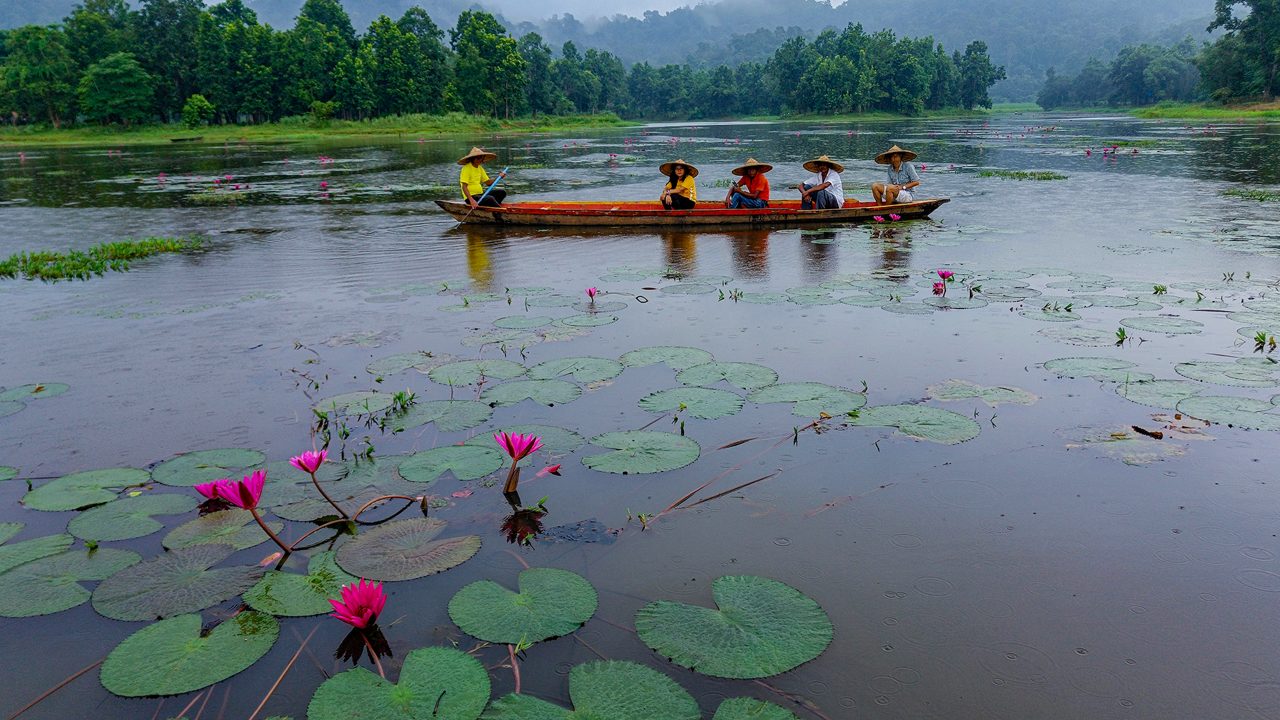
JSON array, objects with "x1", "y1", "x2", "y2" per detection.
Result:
[
  {"x1": 1038, "y1": 0, "x2": 1280, "y2": 108},
  {"x1": 0, "y1": 0, "x2": 1006, "y2": 128},
  {"x1": 0, "y1": 0, "x2": 1214, "y2": 102}
]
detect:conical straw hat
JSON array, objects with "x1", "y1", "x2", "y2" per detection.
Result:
[
  {"x1": 658, "y1": 159, "x2": 699, "y2": 178},
  {"x1": 802, "y1": 155, "x2": 845, "y2": 173},
  {"x1": 457, "y1": 146, "x2": 497, "y2": 165},
  {"x1": 731, "y1": 158, "x2": 773, "y2": 176},
  {"x1": 874, "y1": 145, "x2": 918, "y2": 164}
]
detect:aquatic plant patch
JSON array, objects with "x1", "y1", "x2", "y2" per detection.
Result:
[
  {"x1": 464, "y1": 424, "x2": 586, "y2": 454},
  {"x1": 1044, "y1": 357, "x2": 1154, "y2": 383},
  {"x1": 1222, "y1": 189, "x2": 1280, "y2": 202},
  {"x1": 0, "y1": 237, "x2": 201, "y2": 282},
  {"x1": 483, "y1": 661, "x2": 700, "y2": 720},
  {"x1": 1037, "y1": 326, "x2": 1117, "y2": 346},
  {"x1": 927, "y1": 380, "x2": 1037, "y2": 407},
  {"x1": 92, "y1": 543, "x2": 263, "y2": 621},
  {"x1": 481, "y1": 378, "x2": 583, "y2": 407},
  {"x1": 335, "y1": 517, "x2": 481, "y2": 581},
  {"x1": 100, "y1": 611, "x2": 279, "y2": 697},
  {"x1": 1119, "y1": 316, "x2": 1204, "y2": 335},
  {"x1": 23, "y1": 467, "x2": 150, "y2": 511},
  {"x1": 977, "y1": 169, "x2": 1067, "y2": 181},
  {"x1": 621, "y1": 346, "x2": 715, "y2": 370},
  {"x1": 386, "y1": 399, "x2": 493, "y2": 433},
  {"x1": 493, "y1": 314, "x2": 554, "y2": 329},
  {"x1": 581, "y1": 431, "x2": 701, "y2": 474},
  {"x1": 308, "y1": 646, "x2": 491, "y2": 720},
  {"x1": 713, "y1": 698, "x2": 800, "y2": 720},
  {"x1": 0, "y1": 548, "x2": 140, "y2": 617},
  {"x1": 366, "y1": 351, "x2": 454, "y2": 376},
  {"x1": 639, "y1": 387, "x2": 745, "y2": 419},
  {"x1": 677, "y1": 362, "x2": 779, "y2": 391},
  {"x1": 1115, "y1": 379, "x2": 1205, "y2": 409},
  {"x1": 244, "y1": 550, "x2": 357, "y2": 617},
  {"x1": 635, "y1": 575, "x2": 833, "y2": 679},
  {"x1": 748, "y1": 382, "x2": 867, "y2": 416},
  {"x1": 1176, "y1": 396, "x2": 1280, "y2": 430},
  {"x1": 849, "y1": 404, "x2": 982, "y2": 444},
  {"x1": 399, "y1": 446, "x2": 504, "y2": 483},
  {"x1": 67, "y1": 493, "x2": 198, "y2": 542},
  {"x1": 527, "y1": 356, "x2": 625, "y2": 383},
  {"x1": 162, "y1": 508, "x2": 283, "y2": 551},
  {"x1": 428, "y1": 359, "x2": 526, "y2": 386},
  {"x1": 0, "y1": 532, "x2": 73, "y2": 574},
  {"x1": 0, "y1": 467, "x2": 16, "y2": 482},
  {"x1": 0, "y1": 382, "x2": 69, "y2": 401},
  {"x1": 1174, "y1": 360, "x2": 1280, "y2": 388},
  {"x1": 448, "y1": 567, "x2": 598, "y2": 644},
  {"x1": 151, "y1": 448, "x2": 265, "y2": 487},
  {"x1": 315, "y1": 391, "x2": 396, "y2": 415}
]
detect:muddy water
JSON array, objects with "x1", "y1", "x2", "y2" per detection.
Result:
[{"x1": 2, "y1": 115, "x2": 1280, "y2": 719}]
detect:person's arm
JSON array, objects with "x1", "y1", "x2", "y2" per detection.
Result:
[
  {"x1": 671, "y1": 181, "x2": 693, "y2": 198},
  {"x1": 734, "y1": 181, "x2": 759, "y2": 199},
  {"x1": 461, "y1": 178, "x2": 477, "y2": 207},
  {"x1": 902, "y1": 166, "x2": 920, "y2": 191},
  {"x1": 805, "y1": 181, "x2": 831, "y2": 195},
  {"x1": 484, "y1": 170, "x2": 507, "y2": 189}
]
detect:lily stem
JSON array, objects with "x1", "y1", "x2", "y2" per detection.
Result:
[
  {"x1": 363, "y1": 634, "x2": 386, "y2": 679},
  {"x1": 507, "y1": 644, "x2": 522, "y2": 694},
  {"x1": 308, "y1": 470, "x2": 350, "y2": 519},
  {"x1": 248, "y1": 506, "x2": 291, "y2": 555}
]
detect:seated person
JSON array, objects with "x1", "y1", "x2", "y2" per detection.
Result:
[
  {"x1": 724, "y1": 158, "x2": 772, "y2": 209},
  {"x1": 796, "y1": 155, "x2": 845, "y2": 210},
  {"x1": 659, "y1": 159, "x2": 698, "y2": 210},
  {"x1": 458, "y1": 146, "x2": 506, "y2": 207},
  {"x1": 872, "y1": 145, "x2": 921, "y2": 204}
]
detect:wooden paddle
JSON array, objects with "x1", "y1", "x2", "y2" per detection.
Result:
[{"x1": 463, "y1": 166, "x2": 509, "y2": 220}]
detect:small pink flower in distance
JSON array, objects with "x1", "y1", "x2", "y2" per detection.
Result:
[
  {"x1": 320, "y1": 181, "x2": 328, "y2": 189},
  {"x1": 933, "y1": 282, "x2": 946, "y2": 296},
  {"x1": 290, "y1": 449, "x2": 328, "y2": 475},
  {"x1": 889, "y1": 214, "x2": 901, "y2": 221},
  {"x1": 536, "y1": 464, "x2": 562, "y2": 478},
  {"x1": 329, "y1": 579, "x2": 386, "y2": 629},
  {"x1": 586, "y1": 287, "x2": 597, "y2": 300},
  {"x1": 873, "y1": 216, "x2": 885, "y2": 222},
  {"x1": 937, "y1": 270, "x2": 955, "y2": 281}
]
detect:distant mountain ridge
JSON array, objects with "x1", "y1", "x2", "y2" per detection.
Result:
[{"x1": 0, "y1": 0, "x2": 1215, "y2": 101}]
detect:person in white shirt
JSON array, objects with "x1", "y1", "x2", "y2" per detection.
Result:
[
  {"x1": 795, "y1": 155, "x2": 845, "y2": 210},
  {"x1": 872, "y1": 145, "x2": 922, "y2": 204}
]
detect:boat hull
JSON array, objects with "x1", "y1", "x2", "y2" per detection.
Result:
[{"x1": 435, "y1": 198, "x2": 949, "y2": 227}]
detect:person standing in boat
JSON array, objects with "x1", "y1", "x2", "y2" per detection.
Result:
[
  {"x1": 659, "y1": 159, "x2": 698, "y2": 210},
  {"x1": 796, "y1": 155, "x2": 845, "y2": 210},
  {"x1": 724, "y1": 158, "x2": 772, "y2": 209},
  {"x1": 458, "y1": 146, "x2": 507, "y2": 208},
  {"x1": 871, "y1": 145, "x2": 921, "y2": 205}
]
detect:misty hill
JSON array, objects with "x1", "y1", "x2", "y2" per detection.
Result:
[{"x1": 0, "y1": 0, "x2": 1215, "y2": 100}]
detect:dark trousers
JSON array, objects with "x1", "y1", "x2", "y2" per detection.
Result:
[
  {"x1": 472, "y1": 188, "x2": 506, "y2": 207},
  {"x1": 663, "y1": 194, "x2": 696, "y2": 210},
  {"x1": 800, "y1": 183, "x2": 839, "y2": 210}
]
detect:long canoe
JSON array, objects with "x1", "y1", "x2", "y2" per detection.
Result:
[{"x1": 435, "y1": 197, "x2": 948, "y2": 227}]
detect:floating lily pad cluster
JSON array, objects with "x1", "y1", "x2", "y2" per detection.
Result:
[{"x1": 0, "y1": 382, "x2": 68, "y2": 418}]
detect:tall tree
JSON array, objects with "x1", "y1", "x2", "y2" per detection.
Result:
[
  {"x1": 0, "y1": 25, "x2": 78, "y2": 126},
  {"x1": 956, "y1": 40, "x2": 1005, "y2": 109},
  {"x1": 78, "y1": 51, "x2": 154, "y2": 125},
  {"x1": 276, "y1": 17, "x2": 346, "y2": 116},
  {"x1": 1207, "y1": 0, "x2": 1280, "y2": 100},
  {"x1": 299, "y1": 0, "x2": 356, "y2": 49},
  {"x1": 132, "y1": 0, "x2": 205, "y2": 120},
  {"x1": 517, "y1": 32, "x2": 563, "y2": 116},
  {"x1": 449, "y1": 11, "x2": 525, "y2": 117},
  {"x1": 397, "y1": 7, "x2": 450, "y2": 114},
  {"x1": 63, "y1": 0, "x2": 134, "y2": 69}
]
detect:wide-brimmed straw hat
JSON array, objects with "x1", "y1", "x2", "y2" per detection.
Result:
[
  {"x1": 731, "y1": 158, "x2": 773, "y2": 176},
  {"x1": 875, "y1": 145, "x2": 918, "y2": 164},
  {"x1": 457, "y1": 146, "x2": 497, "y2": 165},
  {"x1": 802, "y1": 155, "x2": 845, "y2": 173},
  {"x1": 658, "y1": 159, "x2": 699, "y2": 178}
]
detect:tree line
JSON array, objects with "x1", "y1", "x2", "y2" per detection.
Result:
[
  {"x1": 0, "y1": 0, "x2": 1006, "y2": 129},
  {"x1": 1037, "y1": 0, "x2": 1280, "y2": 108}
]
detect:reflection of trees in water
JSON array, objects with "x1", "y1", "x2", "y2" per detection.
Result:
[
  {"x1": 662, "y1": 232, "x2": 697, "y2": 274},
  {"x1": 872, "y1": 227, "x2": 913, "y2": 277},
  {"x1": 729, "y1": 230, "x2": 770, "y2": 279},
  {"x1": 1203, "y1": 130, "x2": 1280, "y2": 185},
  {"x1": 802, "y1": 230, "x2": 836, "y2": 281}
]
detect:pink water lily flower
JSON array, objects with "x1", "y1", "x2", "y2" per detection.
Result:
[
  {"x1": 536, "y1": 464, "x2": 562, "y2": 478},
  {"x1": 932, "y1": 282, "x2": 946, "y2": 296},
  {"x1": 495, "y1": 432, "x2": 542, "y2": 462},
  {"x1": 330, "y1": 578, "x2": 387, "y2": 629},
  {"x1": 937, "y1": 269, "x2": 955, "y2": 281},
  {"x1": 217, "y1": 469, "x2": 266, "y2": 510},
  {"x1": 290, "y1": 449, "x2": 328, "y2": 474},
  {"x1": 194, "y1": 480, "x2": 225, "y2": 500},
  {"x1": 586, "y1": 287, "x2": 597, "y2": 300},
  {"x1": 873, "y1": 216, "x2": 885, "y2": 222},
  {"x1": 889, "y1": 213, "x2": 901, "y2": 221}
]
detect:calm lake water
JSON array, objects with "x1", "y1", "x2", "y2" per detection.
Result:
[{"x1": 3, "y1": 114, "x2": 1280, "y2": 719}]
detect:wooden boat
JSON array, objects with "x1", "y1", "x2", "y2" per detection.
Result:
[{"x1": 435, "y1": 197, "x2": 949, "y2": 227}]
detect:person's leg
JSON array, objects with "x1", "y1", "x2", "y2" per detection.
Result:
[
  {"x1": 661, "y1": 196, "x2": 673, "y2": 209},
  {"x1": 672, "y1": 195, "x2": 696, "y2": 210},
  {"x1": 817, "y1": 191, "x2": 840, "y2": 209},
  {"x1": 872, "y1": 182, "x2": 885, "y2": 203},
  {"x1": 800, "y1": 183, "x2": 815, "y2": 210},
  {"x1": 478, "y1": 188, "x2": 507, "y2": 207},
  {"x1": 741, "y1": 197, "x2": 767, "y2": 209},
  {"x1": 727, "y1": 193, "x2": 743, "y2": 209}
]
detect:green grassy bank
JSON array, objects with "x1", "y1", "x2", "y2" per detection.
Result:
[{"x1": 1132, "y1": 101, "x2": 1280, "y2": 120}]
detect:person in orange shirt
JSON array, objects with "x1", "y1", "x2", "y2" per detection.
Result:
[{"x1": 724, "y1": 158, "x2": 771, "y2": 209}]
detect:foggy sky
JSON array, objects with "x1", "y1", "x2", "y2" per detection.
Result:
[{"x1": 487, "y1": 0, "x2": 836, "y2": 21}]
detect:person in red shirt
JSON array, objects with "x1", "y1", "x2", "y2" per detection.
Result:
[{"x1": 725, "y1": 158, "x2": 772, "y2": 209}]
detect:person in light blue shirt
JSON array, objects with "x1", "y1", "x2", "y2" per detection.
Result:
[{"x1": 872, "y1": 145, "x2": 922, "y2": 204}]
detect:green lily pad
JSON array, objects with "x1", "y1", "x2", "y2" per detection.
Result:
[
  {"x1": 0, "y1": 401, "x2": 24, "y2": 417},
  {"x1": 558, "y1": 313, "x2": 619, "y2": 327},
  {"x1": 1044, "y1": 357, "x2": 1154, "y2": 383},
  {"x1": 677, "y1": 362, "x2": 778, "y2": 391},
  {"x1": 23, "y1": 468, "x2": 150, "y2": 511},
  {"x1": 0, "y1": 548, "x2": 140, "y2": 617},
  {"x1": 1119, "y1": 316, "x2": 1204, "y2": 335},
  {"x1": 483, "y1": 661, "x2": 699, "y2": 720},
  {"x1": 982, "y1": 287, "x2": 1042, "y2": 302},
  {"x1": 0, "y1": 533, "x2": 74, "y2": 574},
  {"x1": 787, "y1": 294, "x2": 838, "y2": 306},
  {"x1": 1115, "y1": 380, "x2": 1205, "y2": 409},
  {"x1": 366, "y1": 351, "x2": 454, "y2": 376},
  {"x1": 386, "y1": 400, "x2": 493, "y2": 433},
  {"x1": 308, "y1": 646, "x2": 490, "y2": 720},
  {"x1": 882, "y1": 302, "x2": 935, "y2": 315},
  {"x1": 162, "y1": 508, "x2": 284, "y2": 551},
  {"x1": 0, "y1": 383, "x2": 69, "y2": 402},
  {"x1": 0, "y1": 523, "x2": 19, "y2": 544},
  {"x1": 336, "y1": 517, "x2": 481, "y2": 581},
  {"x1": 1175, "y1": 361, "x2": 1280, "y2": 388},
  {"x1": 464, "y1": 425, "x2": 586, "y2": 454},
  {"x1": 635, "y1": 575, "x2": 833, "y2": 679},
  {"x1": 662, "y1": 283, "x2": 717, "y2": 295},
  {"x1": 526, "y1": 294, "x2": 579, "y2": 307},
  {"x1": 100, "y1": 611, "x2": 278, "y2": 697},
  {"x1": 638, "y1": 387, "x2": 745, "y2": 419},
  {"x1": 449, "y1": 568, "x2": 598, "y2": 644},
  {"x1": 244, "y1": 551, "x2": 357, "y2": 617},
  {"x1": 1020, "y1": 308, "x2": 1082, "y2": 322},
  {"x1": 482, "y1": 379, "x2": 583, "y2": 407},
  {"x1": 582, "y1": 431, "x2": 701, "y2": 474},
  {"x1": 739, "y1": 292, "x2": 790, "y2": 304},
  {"x1": 315, "y1": 391, "x2": 396, "y2": 415},
  {"x1": 429, "y1": 360, "x2": 527, "y2": 386},
  {"x1": 838, "y1": 295, "x2": 888, "y2": 307},
  {"x1": 1037, "y1": 326, "x2": 1117, "y2": 347},
  {"x1": 747, "y1": 383, "x2": 867, "y2": 416},
  {"x1": 462, "y1": 329, "x2": 530, "y2": 348},
  {"x1": 0, "y1": 467, "x2": 17, "y2": 483},
  {"x1": 850, "y1": 405, "x2": 982, "y2": 444},
  {"x1": 152, "y1": 448, "x2": 265, "y2": 487},
  {"x1": 68, "y1": 494, "x2": 198, "y2": 542},
  {"x1": 505, "y1": 286, "x2": 553, "y2": 296},
  {"x1": 713, "y1": 698, "x2": 799, "y2": 720},
  {"x1": 926, "y1": 380, "x2": 1038, "y2": 407},
  {"x1": 1074, "y1": 294, "x2": 1140, "y2": 308},
  {"x1": 494, "y1": 315, "x2": 555, "y2": 330},
  {"x1": 924, "y1": 296, "x2": 989, "y2": 310},
  {"x1": 1176, "y1": 396, "x2": 1280, "y2": 430},
  {"x1": 621, "y1": 346, "x2": 714, "y2": 370},
  {"x1": 528, "y1": 357, "x2": 625, "y2": 383},
  {"x1": 574, "y1": 300, "x2": 628, "y2": 313},
  {"x1": 399, "y1": 446, "x2": 504, "y2": 484},
  {"x1": 93, "y1": 544, "x2": 262, "y2": 621}
]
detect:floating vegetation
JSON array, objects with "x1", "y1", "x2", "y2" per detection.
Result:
[
  {"x1": 366, "y1": 351, "x2": 453, "y2": 376},
  {"x1": 1044, "y1": 357, "x2": 1153, "y2": 383},
  {"x1": 428, "y1": 359, "x2": 526, "y2": 386},
  {"x1": 527, "y1": 356, "x2": 624, "y2": 383},
  {"x1": 1174, "y1": 360, "x2": 1280, "y2": 388},
  {"x1": 244, "y1": 550, "x2": 357, "y2": 617},
  {"x1": 464, "y1": 424, "x2": 585, "y2": 454},
  {"x1": 386, "y1": 399, "x2": 492, "y2": 432},
  {"x1": 23, "y1": 467, "x2": 149, "y2": 511},
  {"x1": 67, "y1": 494, "x2": 197, "y2": 542},
  {"x1": 152, "y1": 448, "x2": 265, "y2": 487},
  {"x1": 677, "y1": 362, "x2": 779, "y2": 391},
  {"x1": 1176, "y1": 395, "x2": 1280, "y2": 430},
  {"x1": 0, "y1": 237, "x2": 201, "y2": 281},
  {"x1": 1115, "y1": 379, "x2": 1204, "y2": 409},
  {"x1": 1119, "y1": 316, "x2": 1204, "y2": 335},
  {"x1": 308, "y1": 646, "x2": 490, "y2": 720},
  {"x1": 399, "y1": 446, "x2": 504, "y2": 483},
  {"x1": 0, "y1": 547, "x2": 140, "y2": 618},
  {"x1": 635, "y1": 575, "x2": 833, "y2": 679},
  {"x1": 335, "y1": 517, "x2": 480, "y2": 581},
  {"x1": 161, "y1": 508, "x2": 282, "y2": 551},
  {"x1": 639, "y1": 386, "x2": 745, "y2": 419},
  {"x1": 481, "y1": 378, "x2": 582, "y2": 407},
  {"x1": 714, "y1": 698, "x2": 800, "y2": 720},
  {"x1": 977, "y1": 169, "x2": 1067, "y2": 181},
  {"x1": 1066, "y1": 426, "x2": 1190, "y2": 466},
  {"x1": 1038, "y1": 326, "x2": 1117, "y2": 346},
  {"x1": 448, "y1": 567, "x2": 598, "y2": 644},
  {"x1": 621, "y1": 345, "x2": 715, "y2": 370},
  {"x1": 0, "y1": 531, "x2": 73, "y2": 574},
  {"x1": 92, "y1": 544, "x2": 261, "y2": 621},
  {"x1": 927, "y1": 379, "x2": 1038, "y2": 406},
  {"x1": 582, "y1": 431, "x2": 701, "y2": 474},
  {"x1": 1222, "y1": 189, "x2": 1280, "y2": 202},
  {"x1": 849, "y1": 404, "x2": 982, "y2": 444},
  {"x1": 748, "y1": 382, "x2": 866, "y2": 416}
]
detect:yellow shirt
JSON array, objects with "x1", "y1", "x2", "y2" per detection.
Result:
[
  {"x1": 459, "y1": 163, "x2": 490, "y2": 198},
  {"x1": 665, "y1": 176, "x2": 697, "y2": 201}
]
